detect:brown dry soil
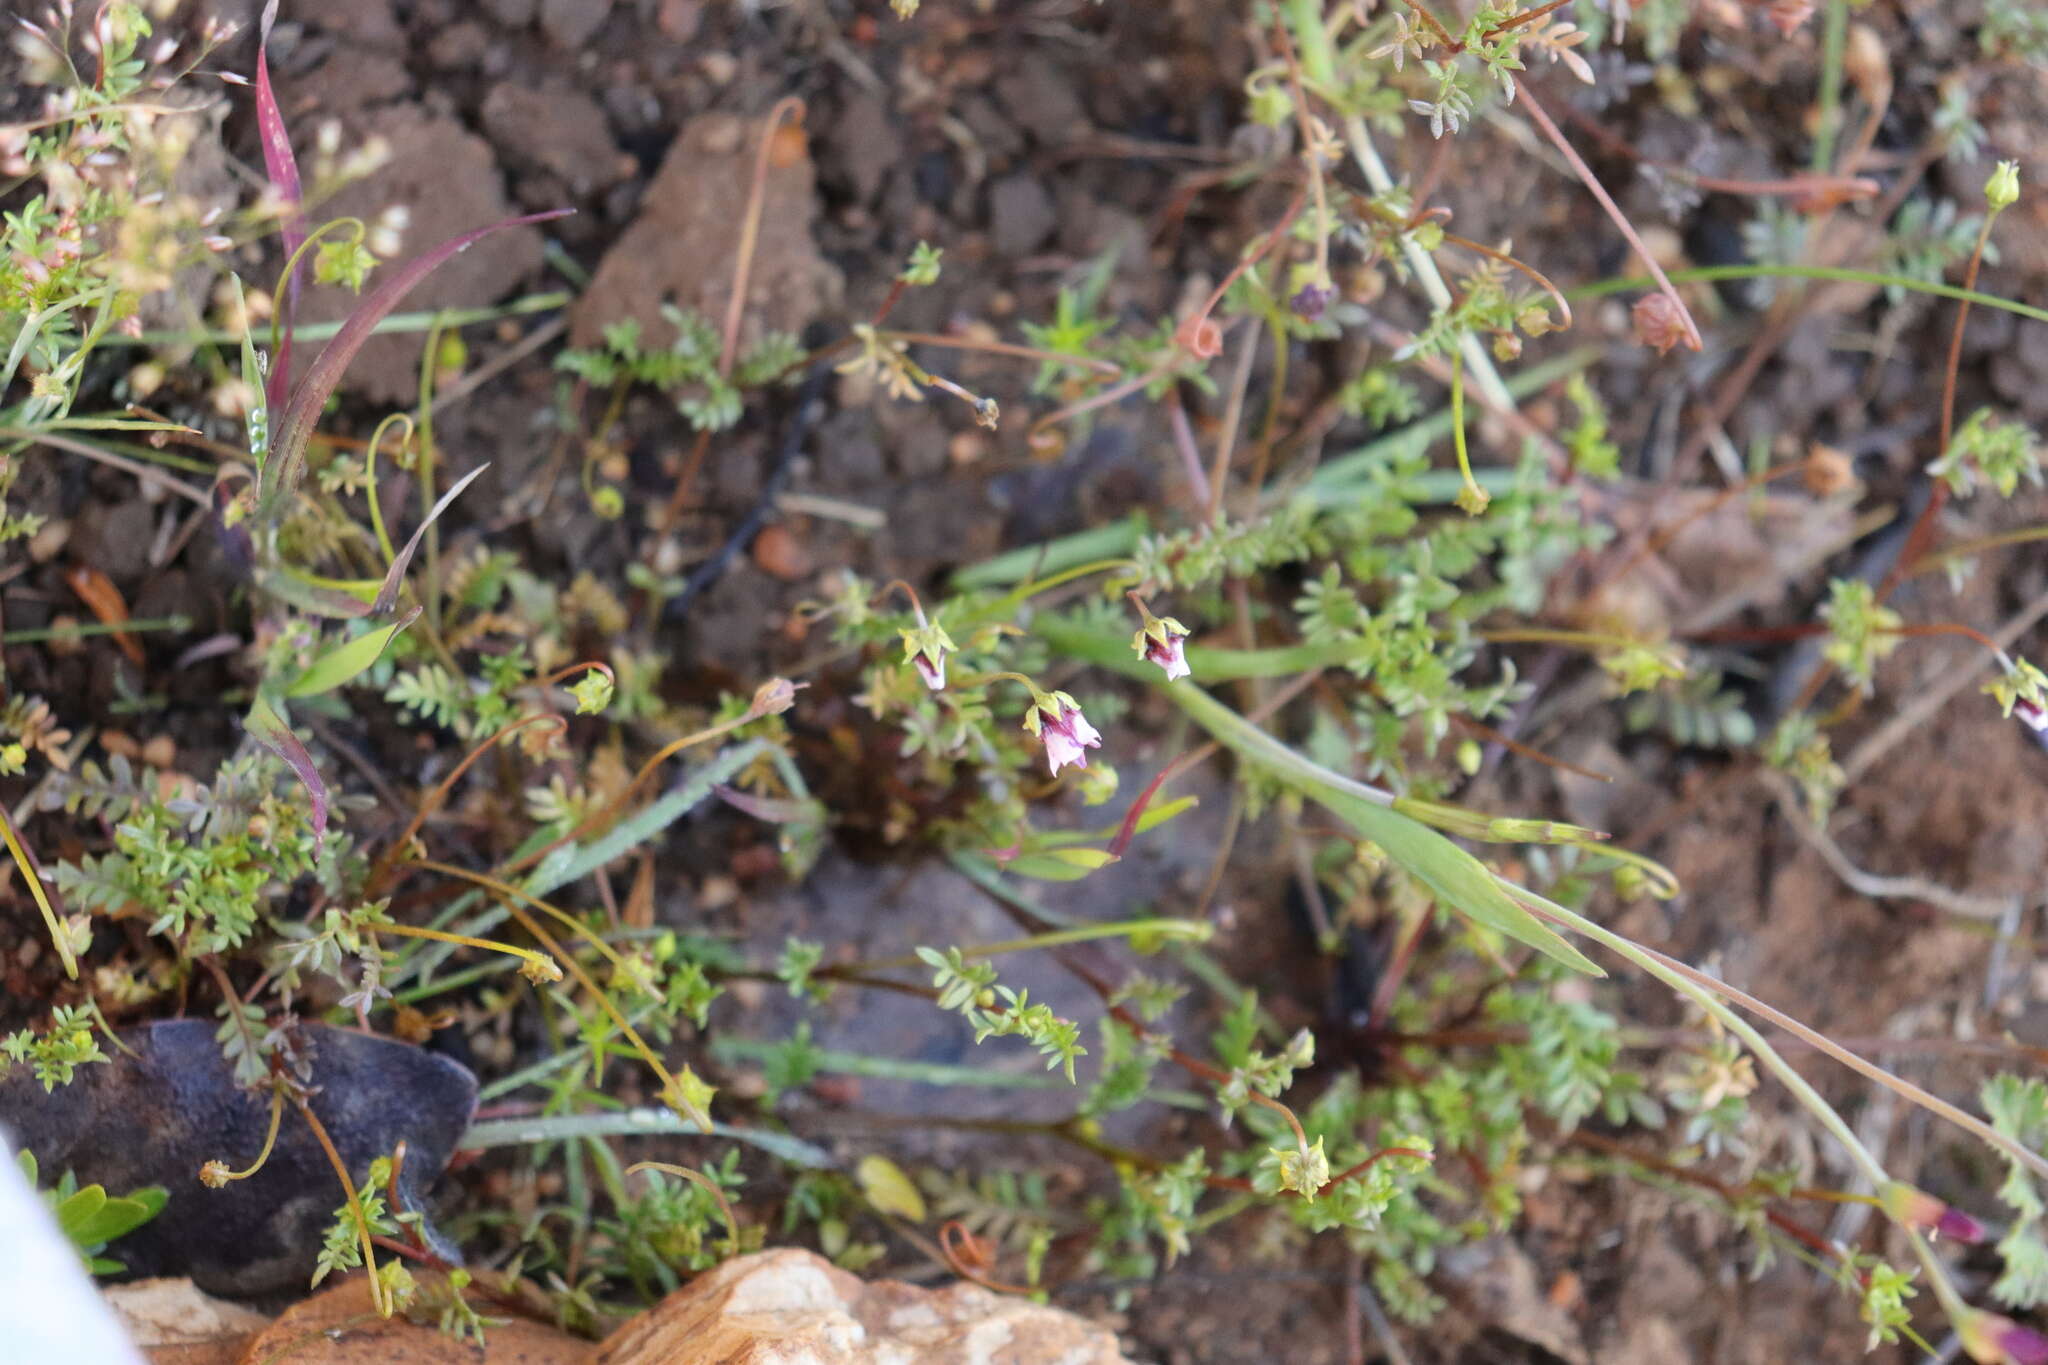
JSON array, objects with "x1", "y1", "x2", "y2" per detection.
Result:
[{"x1": 8, "y1": 1, "x2": 2048, "y2": 1362}]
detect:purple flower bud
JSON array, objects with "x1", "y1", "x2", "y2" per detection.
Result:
[
  {"x1": 1964, "y1": 1311, "x2": 2048, "y2": 1365},
  {"x1": 1880, "y1": 1181, "x2": 1986, "y2": 1244},
  {"x1": 1290, "y1": 283, "x2": 1333, "y2": 321}
]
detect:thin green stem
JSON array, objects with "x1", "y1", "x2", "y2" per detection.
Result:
[
  {"x1": 106, "y1": 292, "x2": 574, "y2": 348},
  {"x1": 268, "y1": 219, "x2": 364, "y2": 360},
  {"x1": 975, "y1": 557, "x2": 1140, "y2": 624},
  {"x1": 368, "y1": 921, "x2": 559, "y2": 984},
  {"x1": 1911, "y1": 523, "x2": 2048, "y2": 576},
  {"x1": 416, "y1": 316, "x2": 448, "y2": 643},
  {"x1": 1810, "y1": 0, "x2": 1849, "y2": 173},
  {"x1": 2, "y1": 615, "x2": 191, "y2": 644},
  {"x1": 0, "y1": 805, "x2": 74, "y2": 979},
  {"x1": 362, "y1": 412, "x2": 413, "y2": 565},
  {"x1": 1570, "y1": 265, "x2": 2048, "y2": 326},
  {"x1": 461, "y1": 1109, "x2": 833, "y2": 1168},
  {"x1": 838, "y1": 918, "x2": 1212, "y2": 978},
  {"x1": 1448, "y1": 349, "x2": 1486, "y2": 514},
  {"x1": 294, "y1": 1094, "x2": 388, "y2": 1316},
  {"x1": 204, "y1": 1083, "x2": 286, "y2": 1184},
  {"x1": 1513, "y1": 884, "x2": 1981, "y2": 1332},
  {"x1": 1478, "y1": 626, "x2": 1655, "y2": 652}
]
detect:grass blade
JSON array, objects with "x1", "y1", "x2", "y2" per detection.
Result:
[{"x1": 258, "y1": 210, "x2": 572, "y2": 523}]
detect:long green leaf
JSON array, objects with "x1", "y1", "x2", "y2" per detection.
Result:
[
  {"x1": 1317, "y1": 785, "x2": 1600, "y2": 975},
  {"x1": 285, "y1": 607, "x2": 419, "y2": 697},
  {"x1": 1170, "y1": 679, "x2": 1600, "y2": 975}
]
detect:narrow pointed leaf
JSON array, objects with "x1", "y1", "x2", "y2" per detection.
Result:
[
  {"x1": 246, "y1": 694, "x2": 328, "y2": 851},
  {"x1": 1002, "y1": 851, "x2": 1110, "y2": 881},
  {"x1": 1318, "y1": 785, "x2": 1601, "y2": 975},
  {"x1": 370, "y1": 462, "x2": 489, "y2": 614},
  {"x1": 254, "y1": 569, "x2": 376, "y2": 619},
  {"x1": 1166, "y1": 678, "x2": 1601, "y2": 975},
  {"x1": 254, "y1": 0, "x2": 305, "y2": 413},
  {"x1": 284, "y1": 607, "x2": 419, "y2": 698},
  {"x1": 259, "y1": 209, "x2": 572, "y2": 521}
]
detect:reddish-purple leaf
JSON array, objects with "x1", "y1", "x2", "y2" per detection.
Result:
[
  {"x1": 713, "y1": 785, "x2": 819, "y2": 825},
  {"x1": 254, "y1": 0, "x2": 306, "y2": 413},
  {"x1": 246, "y1": 695, "x2": 328, "y2": 853},
  {"x1": 258, "y1": 208, "x2": 572, "y2": 523},
  {"x1": 370, "y1": 462, "x2": 490, "y2": 615}
]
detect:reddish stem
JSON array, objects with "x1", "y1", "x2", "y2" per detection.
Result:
[
  {"x1": 1880, "y1": 216, "x2": 1996, "y2": 604},
  {"x1": 1514, "y1": 82, "x2": 1701, "y2": 351}
]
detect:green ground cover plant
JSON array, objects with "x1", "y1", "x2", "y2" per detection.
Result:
[{"x1": 5, "y1": 0, "x2": 2048, "y2": 1358}]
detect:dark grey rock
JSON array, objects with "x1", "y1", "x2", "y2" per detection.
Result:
[{"x1": 0, "y1": 1021, "x2": 477, "y2": 1297}]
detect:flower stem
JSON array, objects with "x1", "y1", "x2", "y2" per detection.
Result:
[
  {"x1": 838, "y1": 918, "x2": 1212, "y2": 978},
  {"x1": 205, "y1": 1083, "x2": 286, "y2": 1184},
  {"x1": 408, "y1": 858, "x2": 716, "y2": 1132},
  {"x1": 0, "y1": 805, "x2": 74, "y2": 979},
  {"x1": 366, "y1": 921, "x2": 558, "y2": 983},
  {"x1": 1569, "y1": 265, "x2": 2048, "y2": 326},
  {"x1": 294, "y1": 1093, "x2": 388, "y2": 1316}
]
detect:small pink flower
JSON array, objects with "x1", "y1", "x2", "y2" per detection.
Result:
[
  {"x1": 2017, "y1": 698, "x2": 2048, "y2": 748},
  {"x1": 1879, "y1": 1181, "x2": 1985, "y2": 1243},
  {"x1": 899, "y1": 621, "x2": 956, "y2": 692},
  {"x1": 1962, "y1": 1311, "x2": 2048, "y2": 1365},
  {"x1": 1132, "y1": 615, "x2": 1192, "y2": 683},
  {"x1": 1023, "y1": 691, "x2": 1102, "y2": 776}
]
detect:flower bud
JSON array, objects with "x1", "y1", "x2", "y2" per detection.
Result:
[
  {"x1": 899, "y1": 621, "x2": 957, "y2": 691},
  {"x1": 1632, "y1": 292, "x2": 1689, "y2": 355},
  {"x1": 1878, "y1": 1180, "x2": 1985, "y2": 1243},
  {"x1": 1130, "y1": 611, "x2": 1192, "y2": 683},
  {"x1": 1290, "y1": 283, "x2": 1332, "y2": 322},
  {"x1": 748, "y1": 677, "x2": 803, "y2": 717},
  {"x1": 519, "y1": 953, "x2": 564, "y2": 985},
  {"x1": 1962, "y1": 1310, "x2": 2048, "y2": 1365},
  {"x1": 1987, "y1": 160, "x2": 2022, "y2": 213}
]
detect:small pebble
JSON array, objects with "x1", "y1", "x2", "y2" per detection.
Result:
[
  {"x1": 28, "y1": 519, "x2": 69, "y2": 563},
  {"x1": 751, "y1": 522, "x2": 812, "y2": 581}
]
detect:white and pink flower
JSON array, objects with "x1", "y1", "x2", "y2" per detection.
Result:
[
  {"x1": 899, "y1": 621, "x2": 957, "y2": 692},
  {"x1": 1135, "y1": 622, "x2": 1190, "y2": 681},
  {"x1": 1130, "y1": 608, "x2": 1192, "y2": 683},
  {"x1": 1022, "y1": 691, "x2": 1102, "y2": 776}
]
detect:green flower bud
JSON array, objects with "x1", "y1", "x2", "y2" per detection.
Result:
[{"x1": 1987, "y1": 160, "x2": 2021, "y2": 212}]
